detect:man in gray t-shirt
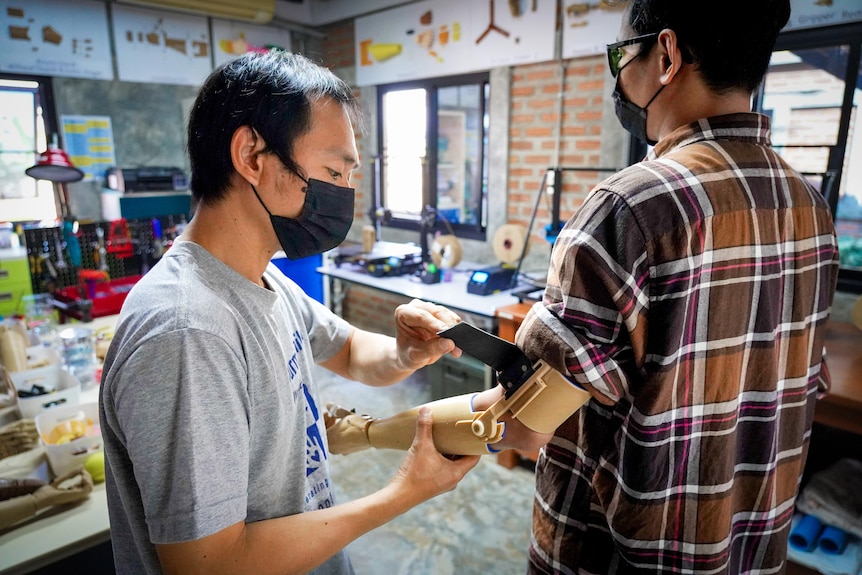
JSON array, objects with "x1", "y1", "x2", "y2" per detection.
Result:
[{"x1": 100, "y1": 51, "x2": 479, "y2": 575}]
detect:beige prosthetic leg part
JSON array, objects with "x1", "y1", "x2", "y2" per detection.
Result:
[
  {"x1": 326, "y1": 361, "x2": 593, "y2": 456},
  {"x1": 326, "y1": 394, "x2": 494, "y2": 456}
]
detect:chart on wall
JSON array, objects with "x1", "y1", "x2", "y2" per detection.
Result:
[
  {"x1": 785, "y1": 0, "x2": 862, "y2": 30},
  {"x1": 211, "y1": 19, "x2": 292, "y2": 68},
  {"x1": 561, "y1": 1, "x2": 626, "y2": 59},
  {"x1": 112, "y1": 4, "x2": 212, "y2": 86},
  {"x1": 61, "y1": 115, "x2": 116, "y2": 183},
  {"x1": 355, "y1": 0, "x2": 555, "y2": 86},
  {"x1": 0, "y1": 0, "x2": 113, "y2": 79}
]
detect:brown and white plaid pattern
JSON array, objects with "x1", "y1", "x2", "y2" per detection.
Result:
[{"x1": 516, "y1": 113, "x2": 841, "y2": 574}]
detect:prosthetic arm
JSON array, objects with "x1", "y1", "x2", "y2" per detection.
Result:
[{"x1": 325, "y1": 322, "x2": 592, "y2": 456}]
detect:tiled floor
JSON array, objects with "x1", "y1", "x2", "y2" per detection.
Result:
[{"x1": 316, "y1": 364, "x2": 537, "y2": 575}]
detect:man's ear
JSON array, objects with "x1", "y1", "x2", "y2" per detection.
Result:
[
  {"x1": 657, "y1": 28, "x2": 684, "y2": 85},
  {"x1": 230, "y1": 126, "x2": 266, "y2": 186}
]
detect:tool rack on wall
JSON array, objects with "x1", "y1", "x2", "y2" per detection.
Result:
[{"x1": 22, "y1": 214, "x2": 187, "y2": 320}]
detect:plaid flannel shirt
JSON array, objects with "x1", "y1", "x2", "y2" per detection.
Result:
[{"x1": 516, "y1": 113, "x2": 841, "y2": 574}]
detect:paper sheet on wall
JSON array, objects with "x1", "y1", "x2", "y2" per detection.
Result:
[
  {"x1": 561, "y1": 3, "x2": 625, "y2": 59},
  {"x1": 785, "y1": 0, "x2": 862, "y2": 30},
  {"x1": 0, "y1": 0, "x2": 113, "y2": 79},
  {"x1": 355, "y1": 0, "x2": 556, "y2": 86},
  {"x1": 111, "y1": 4, "x2": 212, "y2": 86},
  {"x1": 61, "y1": 115, "x2": 116, "y2": 183},
  {"x1": 211, "y1": 19, "x2": 291, "y2": 68}
]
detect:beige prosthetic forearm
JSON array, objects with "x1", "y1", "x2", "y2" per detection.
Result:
[
  {"x1": 326, "y1": 360, "x2": 592, "y2": 456},
  {"x1": 327, "y1": 394, "x2": 495, "y2": 456}
]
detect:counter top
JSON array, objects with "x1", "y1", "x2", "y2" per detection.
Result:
[
  {"x1": 818, "y1": 321, "x2": 862, "y2": 435},
  {"x1": 0, "y1": 315, "x2": 117, "y2": 575},
  {"x1": 318, "y1": 262, "x2": 521, "y2": 319}
]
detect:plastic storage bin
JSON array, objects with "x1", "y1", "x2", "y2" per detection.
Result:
[
  {"x1": 11, "y1": 365, "x2": 81, "y2": 418},
  {"x1": 35, "y1": 402, "x2": 101, "y2": 477},
  {"x1": 271, "y1": 253, "x2": 323, "y2": 303}
]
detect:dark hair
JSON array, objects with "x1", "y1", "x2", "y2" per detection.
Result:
[
  {"x1": 624, "y1": 0, "x2": 791, "y2": 93},
  {"x1": 187, "y1": 51, "x2": 362, "y2": 205}
]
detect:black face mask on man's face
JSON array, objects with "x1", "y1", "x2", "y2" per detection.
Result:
[
  {"x1": 251, "y1": 176, "x2": 355, "y2": 261},
  {"x1": 612, "y1": 80, "x2": 665, "y2": 146}
]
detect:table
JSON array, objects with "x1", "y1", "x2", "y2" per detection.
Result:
[
  {"x1": 0, "y1": 316, "x2": 117, "y2": 575},
  {"x1": 317, "y1": 261, "x2": 521, "y2": 327},
  {"x1": 818, "y1": 321, "x2": 862, "y2": 435}
]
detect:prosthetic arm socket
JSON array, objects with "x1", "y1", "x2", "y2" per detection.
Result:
[{"x1": 326, "y1": 359, "x2": 592, "y2": 456}]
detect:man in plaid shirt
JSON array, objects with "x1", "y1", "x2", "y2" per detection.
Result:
[{"x1": 509, "y1": 0, "x2": 841, "y2": 572}]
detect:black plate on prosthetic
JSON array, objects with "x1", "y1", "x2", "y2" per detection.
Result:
[{"x1": 437, "y1": 322, "x2": 533, "y2": 396}]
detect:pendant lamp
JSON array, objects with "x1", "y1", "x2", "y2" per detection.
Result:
[{"x1": 25, "y1": 134, "x2": 84, "y2": 219}]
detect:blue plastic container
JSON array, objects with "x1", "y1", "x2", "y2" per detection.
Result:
[{"x1": 271, "y1": 253, "x2": 324, "y2": 303}]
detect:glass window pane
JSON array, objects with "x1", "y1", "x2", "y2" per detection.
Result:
[
  {"x1": 835, "y1": 59, "x2": 862, "y2": 271},
  {"x1": 0, "y1": 152, "x2": 38, "y2": 199},
  {"x1": 382, "y1": 88, "x2": 426, "y2": 218},
  {"x1": 437, "y1": 84, "x2": 483, "y2": 226},
  {"x1": 761, "y1": 48, "x2": 848, "y2": 173},
  {"x1": 0, "y1": 90, "x2": 36, "y2": 151},
  {"x1": 0, "y1": 84, "x2": 57, "y2": 221}
]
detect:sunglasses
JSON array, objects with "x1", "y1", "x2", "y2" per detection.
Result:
[{"x1": 606, "y1": 32, "x2": 660, "y2": 78}]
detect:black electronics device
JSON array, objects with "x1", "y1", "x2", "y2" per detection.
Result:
[
  {"x1": 366, "y1": 254, "x2": 423, "y2": 277},
  {"x1": 108, "y1": 167, "x2": 188, "y2": 193},
  {"x1": 467, "y1": 265, "x2": 516, "y2": 296}
]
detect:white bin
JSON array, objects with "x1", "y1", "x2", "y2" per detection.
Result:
[
  {"x1": 11, "y1": 365, "x2": 81, "y2": 419},
  {"x1": 34, "y1": 402, "x2": 101, "y2": 478}
]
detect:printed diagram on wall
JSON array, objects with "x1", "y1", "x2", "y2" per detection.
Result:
[
  {"x1": 61, "y1": 115, "x2": 116, "y2": 183},
  {"x1": 785, "y1": 0, "x2": 862, "y2": 30},
  {"x1": 561, "y1": 1, "x2": 625, "y2": 59},
  {"x1": 112, "y1": 4, "x2": 212, "y2": 86},
  {"x1": 211, "y1": 19, "x2": 291, "y2": 68},
  {"x1": 0, "y1": 0, "x2": 113, "y2": 79},
  {"x1": 356, "y1": 0, "x2": 555, "y2": 86}
]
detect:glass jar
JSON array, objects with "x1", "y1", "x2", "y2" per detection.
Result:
[{"x1": 58, "y1": 327, "x2": 96, "y2": 388}]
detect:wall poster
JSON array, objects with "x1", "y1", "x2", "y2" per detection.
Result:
[
  {"x1": 785, "y1": 0, "x2": 862, "y2": 30},
  {"x1": 61, "y1": 115, "x2": 116, "y2": 183},
  {"x1": 560, "y1": 1, "x2": 626, "y2": 59},
  {"x1": 211, "y1": 19, "x2": 292, "y2": 68},
  {"x1": 112, "y1": 4, "x2": 212, "y2": 86},
  {"x1": 0, "y1": 0, "x2": 113, "y2": 80},
  {"x1": 355, "y1": 0, "x2": 556, "y2": 86}
]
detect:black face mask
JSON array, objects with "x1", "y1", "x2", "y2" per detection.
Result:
[
  {"x1": 612, "y1": 81, "x2": 665, "y2": 146},
  {"x1": 251, "y1": 177, "x2": 355, "y2": 260}
]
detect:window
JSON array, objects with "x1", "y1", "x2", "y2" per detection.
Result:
[
  {"x1": 0, "y1": 75, "x2": 58, "y2": 222},
  {"x1": 377, "y1": 73, "x2": 489, "y2": 240},
  {"x1": 755, "y1": 23, "x2": 862, "y2": 292}
]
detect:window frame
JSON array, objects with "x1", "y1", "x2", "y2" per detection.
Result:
[
  {"x1": 760, "y1": 22, "x2": 862, "y2": 293},
  {"x1": 376, "y1": 72, "x2": 490, "y2": 241},
  {"x1": 0, "y1": 73, "x2": 59, "y2": 222}
]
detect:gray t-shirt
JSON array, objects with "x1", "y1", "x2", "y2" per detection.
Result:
[{"x1": 99, "y1": 241, "x2": 352, "y2": 574}]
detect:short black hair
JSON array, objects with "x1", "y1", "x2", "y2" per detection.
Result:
[
  {"x1": 624, "y1": 0, "x2": 791, "y2": 93},
  {"x1": 187, "y1": 51, "x2": 361, "y2": 205}
]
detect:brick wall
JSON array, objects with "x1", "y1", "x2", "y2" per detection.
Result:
[
  {"x1": 508, "y1": 57, "x2": 609, "y2": 246},
  {"x1": 317, "y1": 21, "x2": 367, "y2": 225},
  {"x1": 340, "y1": 284, "x2": 407, "y2": 337}
]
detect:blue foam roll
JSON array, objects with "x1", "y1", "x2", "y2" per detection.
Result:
[
  {"x1": 818, "y1": 525, "x2": 849, "y2": 555},
  {"x1": 789, "y1": 514, "x2": 824, "y2": 552}
]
